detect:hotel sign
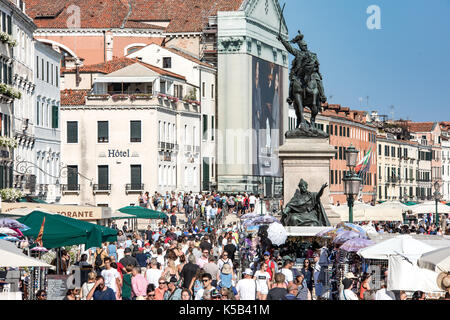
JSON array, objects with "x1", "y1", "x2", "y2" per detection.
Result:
[{"x1": 108, "y1": 149, "x2": 130, "y2": 158}]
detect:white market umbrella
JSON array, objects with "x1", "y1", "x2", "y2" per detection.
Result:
[
  {"x1": 0, "y1": 247, "x2": 52, "y2": 268},
  {"x1": 417, "y1": 247, "x2": 450, "y2": 273},
  {"x1": 357, "y1": 235, "x2": 436, "y2": 261},
  {"x1": 362, "y1": 205, "x2": 404, "y2": 222},
  {"x1": 377, "y1": 201, "x2": 410, "y2": 211},
  {"x1": 267, "y1": 223, "x2": 288, "y2": 246},
  {"x1": 409, "y1": 201, "x2": 450, "y2": 215}
]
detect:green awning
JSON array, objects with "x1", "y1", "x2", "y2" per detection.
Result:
[
  {"x1": 405, "y1": 201, "x2": 418, "y2": 206},
  {"x1": 118, "y1": 206, "x2": 168, "y2": 219},
  {"x1": 17, "y1": 211, "x2": 117, "y2": 249}
]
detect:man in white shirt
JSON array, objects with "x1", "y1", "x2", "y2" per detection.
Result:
[
  {"x1": 375, "y1": 281, "x2": 395, "y2": 300},
  {"x1": 101, "y1": 257, "x2": 121, "y2": 295},
  {"x1": 236, "y1": 268, "x2": 256, "y2": 300},
  {"x1": 249, "y1": 194, "x2": 257, "y2": 212},
  {"x1": 339, "y1": 278, "x2": 358, "y2": 300},
  {"x1": 145, "y1": 258, "x2": 163, "y2": 288},
  {"x1": 281, "y1": 259, "x2": 294, "y2": 285}
]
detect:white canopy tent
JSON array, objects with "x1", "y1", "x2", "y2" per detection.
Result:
[
  {"x1": 357, "y1": 235, "x2": 436, "y2": 262},
  {"x1": 0, "y1": 247, "x2": 52, "y2": 268},
  {"x1": 387, "y1": 255, "x2": 444, "y2": 293},
  {"x1": 409, "y1": 201, "x2": 450, "y2": 214},
  {"x1": 331, "y1": 203, "x2": 403, "y2": 222}
]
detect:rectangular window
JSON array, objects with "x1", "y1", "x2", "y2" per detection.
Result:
[
  {"x1": 163, "y1": 57, "x2": 171, "y2": 68},
  {"x1": 211, "y1": 115, "x2": 214, "y2": 141},
  {"x1": 2, "y1": 62, "x2": 6, "y2": 84},
  {"x1": 6, "y1": 14, "x2": 11, "y2": 35},
  {"x1": 98, "y1": 165, "x2": 109, "y2": 190},
  {"x1": 51, "y1": 63, "x2": 54, "y2": 85},
  {"x1": 36, "y1": 56, "x2": 39, "y2": 79},
  {"x1": 202, "y1": 82, "x2": 205, "y2": 98},
  {"x1": 97, "y1": 121, "x2": 109, "y2": 143},
  {"x1": 339, "y1": 126, "x2": 342, "y2": 136},
  {"x1": 67, "y1": 121, "x2": 78, "y2": 143},
  {"x1": 330, "y1": 124, "x2": 333, "y2": 135},
  {"x1": 46, "y1": 61, "x2": 49, "y2": 83},
  {"x1": 130, "y1": 165, "x2": 142, "y2": 189},
  {"x1": 1, "y1": 12, "x2": 5, "y2": 33},
  {"x1": 67, "y1": 166, "x2": 78, "y2": 190},
  {"x1": 41, "y1": 59, "x2": 44, "y2": 81},
  {"x1": 130, "y1": 120, "x2": 141, "y2": 142},
  {"x1": 391, "y1": 146, "x2": 395, "y2": 158},
  {"x1": 52, "y1": 106, "x2": 58, "y2": 129},
  {"x1": 331, "y1": 170, "x2": 334, "y2": 185},
  {"x1": 55, "y1": 66, "x2": 59, "y2": 87},
  {"x1": 202, "y1": 114, "x2": 208, "y2": 141},
  {"x1": 211, "y1": 84, "x2": 214, "y2": 99},
  {"x1": 36, "y1": 102, "x2": 40, "y2": 126},
  {"x1": 347, "y1": 127, "x2": 350, "y2": 137},
  {"x1": 7, "y1": 65, "x2": 11, "y2": 85}
]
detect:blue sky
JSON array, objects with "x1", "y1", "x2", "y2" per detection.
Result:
[{"x1": 281, "y1": 0, "x2": 450, "y2": 121}]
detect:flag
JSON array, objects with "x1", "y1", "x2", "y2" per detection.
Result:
[
  {"x1": 355, "y1": 148, "x2": 372, "y2": 175},
  {"x1": 35, "y1": 217, "x2": 45, "y2": 247}
]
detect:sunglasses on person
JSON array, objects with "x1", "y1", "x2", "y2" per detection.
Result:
[
  {"x1": 202, "y1": 279, "x2": 210, "y2": 283},
  {"x1": 40, "y1": 294, "x2": 47, "y2": 297},
  {"x1": 159, "y1": 281, "x2": 167, "y2": 285},
  {"x1": 147, "y1": 293, "x2": 155, "y2": 298}
]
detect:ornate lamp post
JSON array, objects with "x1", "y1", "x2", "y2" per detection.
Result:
[
  {"x1": 343, "y1": 145, "x2": 362, "y2": 223},
  {"x1": 433, "y1": 181, "x2": 442, "y2": 228}
]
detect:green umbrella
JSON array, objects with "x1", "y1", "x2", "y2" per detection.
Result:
[
  {"x1": 17, "y1": 211, "x2": 113, "y2": 249},
  {"x1": 118, "y1": 206, "x2": 168, "y2": 220}
]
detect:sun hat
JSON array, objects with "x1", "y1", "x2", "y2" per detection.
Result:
[
  {"x1": 243, "y1": 268, "x2": 253, "y2": 276},
  {"x1": 437, "y1": 272, "x2": 450, "y2": 291},
  {"x1": 345, "y1": 272, "x2": 358, "y2": 279}
]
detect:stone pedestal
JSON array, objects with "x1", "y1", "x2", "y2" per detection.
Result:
[{"x1": 279, "y1": 137, "x2": 341, "y2": 226}]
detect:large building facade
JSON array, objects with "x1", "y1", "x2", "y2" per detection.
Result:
[{"x1": 33, "y1": 40, "x2": 61, "y2": 202}]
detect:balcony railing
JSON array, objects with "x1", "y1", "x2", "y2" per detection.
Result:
[
  {"x1": 185, "y1": 145, "x2": 192, "y2": 152},
  {"x1": 125, "y1": 183, "x2": 144, "y2": 194},
  {"x1": 93, "y1": 184, "x2": 111, "y2": 193},
  {"x1": 61, "y1": 184, "x2": 80, "y2": 193}
]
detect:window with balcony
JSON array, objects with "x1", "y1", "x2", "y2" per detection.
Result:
[
  {"x1": 97, "y1": 121, "x2": 109, "y2": 143},
  {"x1": 130, "y1": 165, "x2": 142, "y2": 190},
  {"x1": 130, "y1": 120, "x2": 141, "y2": 142},
  {"x1": 67, "y1": 166, "x2": 78, "y2": 191}
]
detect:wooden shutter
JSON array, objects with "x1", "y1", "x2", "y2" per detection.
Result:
[
  {"x1": 52, "y1": 105, "x2": 58, "y2": 128},
  {"x1": 67, "y1": 166, "x2": 78, "y2": 189},
  {"x1": 67, "y1": 121, "x2": 78, "y2": 143},
  {"x1": 202, "y1": 158, "x2": 210, "y2": 191},
  {"x1": 7, "y1": 15, "x2": 11, "y2": 35},
  {"x1": 130, "y1": 165, "x2": 141, "y2": 189},
  {"x1": 97, "y1": 121, "x2": 108, "y2": 142},
  {"x1": 98, "y1": 165, "x2": 108, "y2": 188},
  {"x1": 130, "y1": 121, "x2": 141, "y2": 142},
  {"x1": 202, "y1": 115, "x2": 207, "y2": 140}
]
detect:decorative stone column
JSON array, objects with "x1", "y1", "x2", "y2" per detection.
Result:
[{"x1": 279, "y1": 137, "x2": 341, "y2": 226}]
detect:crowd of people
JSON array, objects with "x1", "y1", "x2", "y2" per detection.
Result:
[{"x1": 31, "y1": 190, "x2": 449, "y2": 301}]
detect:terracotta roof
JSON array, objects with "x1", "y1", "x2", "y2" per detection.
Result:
[
  {"x1": 61, "y1": 89, "x2": 89, "y2": 105},
  {"x1": 24, "y1": 0, "x2": 245, "y2": 32},
  {"x1": 61, "y1": 56, "x2": 186, "y2": 80},
  {"x1": 405, "y1": 122, "x2": 436, "y2": 133}
]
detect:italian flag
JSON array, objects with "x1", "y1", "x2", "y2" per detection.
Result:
[{"x1": 355, "y1": 147, "x2": 372, "y2": 174}]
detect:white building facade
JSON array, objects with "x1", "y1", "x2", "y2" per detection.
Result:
[
  {"x1": 60, "y1": 58, "x2": 201, "y2": 211},
  {"x1": 33, "y1": 40, "x2": 61, "y2": 202},
  {"x1": 442, "y1": 133, "x2": 450, "y2": 201},
  {"x1": 127, "y1": 43, "x2": 217, "y2": 191}
]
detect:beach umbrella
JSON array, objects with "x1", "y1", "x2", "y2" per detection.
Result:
[
  {"x1": 316, "y1": 227, "x2": 336, "y2": 237},
  {"x1": 333, "y1": 231, "x2": 362, "y2": 244},
  {"x1": 0, "y1": 236, "x2": 20, "y2": 242},
  {"x1": 31, "y1": 246, "x2": 48, "y2": 252},
  {"x1": 267, "y1": 222, "x2": 288, "y2": 246},
  {"x1": 0, "y1": 227, "x2": 19, "y2": 235},
  {"x1": 417, "y1": 247, "x2": 450, "y2": 273},
  {"x1": 340, "y1": 238, "x2": 374, "y2": 252},
  {"x1": 240, "y1": 213, "x2": 260, "y2": 220},
  {"x1": 0, "y1": 218, "x2": 28, "y2": 230}
]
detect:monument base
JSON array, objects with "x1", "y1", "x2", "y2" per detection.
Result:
[{"x1": 279, "y1": 137, "x2": 341, "y2": 226}]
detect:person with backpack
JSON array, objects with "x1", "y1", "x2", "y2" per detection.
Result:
[
  {"x1": 94, "y1": 246, "x2": 108, "y2": 275},
  {"x1": 263, "y1": 251, "x2": 276, "y2": 281}
]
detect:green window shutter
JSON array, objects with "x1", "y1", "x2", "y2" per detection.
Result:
[
  {"x1": 202, "y1": 115, "x2": 207, "y2": 140},
  {"x1": 7, "y1": 65, "x2": 11, "y2": 85},
  {"x1": 130, "y1": 121, "x2": 141, "y2": 142},
  {"x1": 98, "y1": 165, "x2": 109, "y2": 187},
  {"x1": 97, "y1": 121, "x2": 108, "y2": 143},
  {"x1": 2, "y1": 13, "x2": 6, "y2": 33},
  {"x1": 202, "y1": 158, "x2": 210, "y2": 191},
  {"x1": 7, "y1": 15, "x2": 11, "y2": 35},
  {"x1": 130, "y1": 165, "x2": 141, "y2": 188},
  {"x1": 67, "y1": 121, "x2": 78, "y2": 143},
  {"x1": 52, "y1": 105, "x2": 58, "y2": 128},
  {"x1": 3, "y1": 63, "x2": 7, "y2": 84},
  {"x1": 0, "y1": 165, "x2": 3, "y2": 189}
]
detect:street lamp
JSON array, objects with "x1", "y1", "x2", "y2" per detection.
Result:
[
  {"x1": 433, "y1": 181, "x2": 442, "y2": 228},
  {"x1": 342, "y1": 145, "x2": 362, "y2": 223}
]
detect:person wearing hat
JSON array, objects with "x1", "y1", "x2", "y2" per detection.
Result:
[
  {"x1": 218, "y1": 263, "x2": 234, "y2": 291},
  {"x1": 119, "y1": 247, "x2": 139, "y2": 269},
  {"x1": 164, "y1": 276, "x2": 182, "y2": 300},
  {"x1": 340, "y1": 278, "x2": 359, "y2": 300},
  {"x1": 263, "y1": 251, "x2": 276, "y2": 281},
  {"x1": 437, "y1": 272, "x2": 450, "y2": 295},
  {"x1": 236, "y1": 268, "x2": 256, "y2": 300}
]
